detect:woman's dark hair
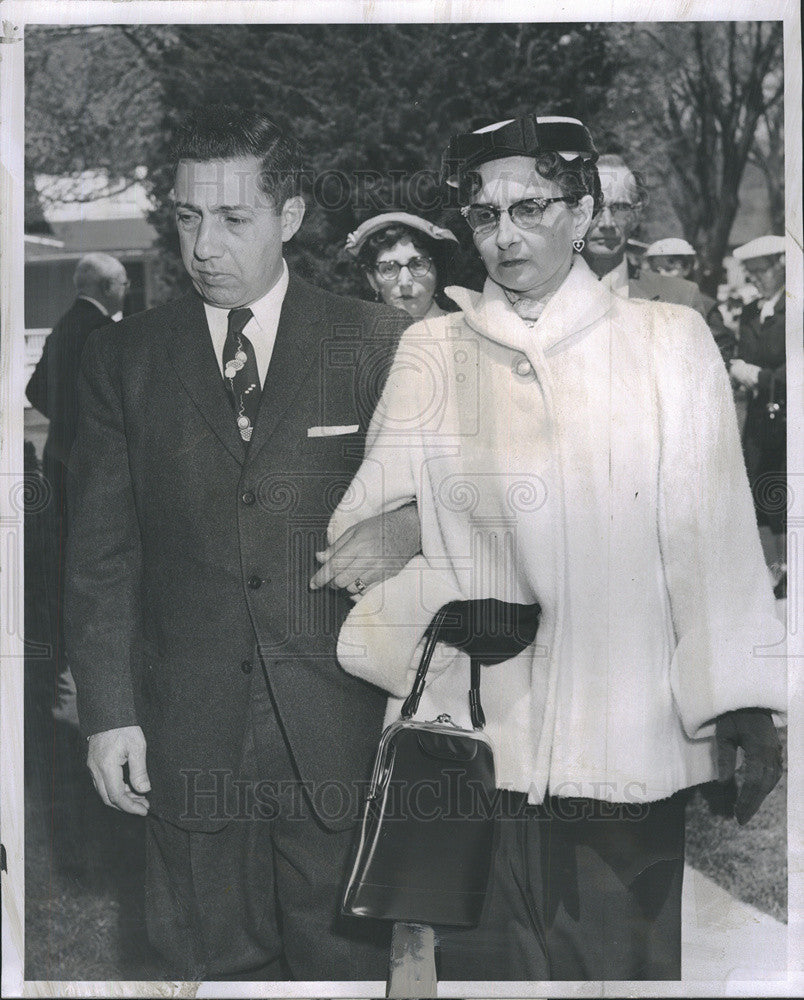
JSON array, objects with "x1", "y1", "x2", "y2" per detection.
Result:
[
  {"x1": 458, "y1": 151, "x2": 602, "y2": 215},
  {"x1": 171, "y1": 103, "x2": 305, "y2": 210},
  {"x1": 355, "y1": 222, "x2": 454, "y2": 293}
]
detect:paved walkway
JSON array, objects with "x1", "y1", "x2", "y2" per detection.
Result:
[{"x1": 681, "y1": 863, "x2": 789, "y2": 989}]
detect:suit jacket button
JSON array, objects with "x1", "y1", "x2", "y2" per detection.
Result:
[
  {"x1": 241, "y1": 660, "x2": 253, "y2": 674},
  {"x1": 247, "y1": 575, "x2": 262, "y2": 590},
  {"x1": 241, "y1": 490, "x2": 256, "y2": 506}
]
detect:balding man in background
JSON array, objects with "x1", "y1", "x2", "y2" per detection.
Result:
[
  {"x1": 27, "y1": 252, "x2": 130, "y2": 727},
  {"x1": 583, "y1": 154, "x2": 710, "y2": 312},
  {"x1": 582, "y1": 155, "x2": 737, "y2": 364},
  {"x1": 27, "y1": 253, "x2": 130, "y2": 488}
]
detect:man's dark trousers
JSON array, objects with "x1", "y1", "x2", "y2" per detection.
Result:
[{"x1": 145, "y1": 663, "x2": 390, "y2": 980}]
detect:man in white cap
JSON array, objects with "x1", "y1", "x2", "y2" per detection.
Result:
[{"x1": 729, "y1": 235, "x2": 787, "y2": 589}]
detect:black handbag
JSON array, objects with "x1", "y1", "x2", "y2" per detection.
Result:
[
  {"x1": 342, "y1": 600, "x2": 540, "y2": 927},
  {"x1": 342, "y1": 607, "x2": 495, "y2": 927}
]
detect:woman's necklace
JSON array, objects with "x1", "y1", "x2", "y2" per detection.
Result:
[{"x1": 502, "y1": 287, "x2": 553, "y2": 326}]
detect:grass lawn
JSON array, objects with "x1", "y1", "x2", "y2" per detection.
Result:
[{"x1": 684, "y1": 727, "x2": 787, "y2": 923}]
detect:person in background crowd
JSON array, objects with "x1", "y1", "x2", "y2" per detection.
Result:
[
  {"x1": 729, "y1": 234, "x2": 787, "y2": 596},
  {"x1": 26, "y1": 251, "x2": 130, "y2": 727},
  {"x1": 717, "y1": 282, "x2": 760, "y2": 335},
  {"x1": 716, "y1": 282, "x2": 762, "y2": 436},
  {"x1": 65, "y1": 104, "x2": 419, "y2": 981},
  {"x1": 345, "y1": 212, "x2": 458, "y2": 320},
  {"x1": 25, "y1": 252, "x2": 129, "y2": 881},
  {"x1": 327, "y1": 114, "x2": 785, "y2": 981},
  {"x1": 645, "y1": 237, "x2": 736, "y2": 362},
  {"x1": 644, "y1": 236, "x2": 698, "y2": 281},
  {"x1": 583, "y1": 156, "x2": 710, "y2": 315}
]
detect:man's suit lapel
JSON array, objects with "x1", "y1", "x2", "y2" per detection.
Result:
[
  {"x1": 629, "y1": 273, "x2": 661, "y2": 302},
  {"x1": 246, "y1": 273, "x2": 321, "y2": 465},
  {"x1": 162, "y1": 292, "x2": 246, "y2": 464}
]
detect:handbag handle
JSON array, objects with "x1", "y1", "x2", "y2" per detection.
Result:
[{"x1": 401, "y1": 607, "x2": 486, "y2": 730}]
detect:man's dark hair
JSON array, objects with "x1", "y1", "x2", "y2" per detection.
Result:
[{"x1": 171, "y1": 104, "x2": 305, "y2": 209}]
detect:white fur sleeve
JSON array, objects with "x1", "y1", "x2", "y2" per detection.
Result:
[
  {"x1": 336, "y1": 555, "x2": 466, "y2": 696},
  {"x1": 653, "y1": 305, "x2": 786, "y2": 737}
]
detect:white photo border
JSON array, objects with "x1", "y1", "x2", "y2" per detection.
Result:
[{"x1": 1, "y1": 1, "x2": 801, "y2": 997}]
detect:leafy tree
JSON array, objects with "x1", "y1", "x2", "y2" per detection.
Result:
[
  {"x1": 25, "y1": 25, "x2": 163, "y2": 209},
  {"x1": 32, "y1": 22, "x2": 782, "y2": 302},
  {"x1": 29, "y1": 23, "x2": 620, "y2": 300},
  {"x1": 608, "y1": 22, "x2": 783, "y2": 293}
]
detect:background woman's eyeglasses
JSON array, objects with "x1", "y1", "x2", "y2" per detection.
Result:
[
  {"x1": 372, "y1": 257, "x2": 433, "y2": 281},
  {"x1": 461, "y1": 197, "x2": 571, "y2": 235}
]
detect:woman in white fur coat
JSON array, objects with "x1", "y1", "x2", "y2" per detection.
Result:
[{"x1": 323, "y1": 116, "x2": 786, "y2": 981}]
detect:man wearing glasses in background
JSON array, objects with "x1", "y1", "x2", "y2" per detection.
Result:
[{"x1": 583, "y1": 154, "x2": 710, "y2": 315}]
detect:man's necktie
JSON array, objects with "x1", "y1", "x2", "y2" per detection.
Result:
[{"x1": 222, "y1": 307, "x2": 260, "y2": 443}]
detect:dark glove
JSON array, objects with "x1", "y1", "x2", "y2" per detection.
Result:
[
  {"x1": 427, "y1": 598, "x2": 541, "y2": 665},
  {"x1": 715, "y1": 708, "x2": 783, "y2": 825}
]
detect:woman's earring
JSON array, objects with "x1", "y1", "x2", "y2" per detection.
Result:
[{"x1": 572, "y1": 238, "x2": 585, "y2": 253}]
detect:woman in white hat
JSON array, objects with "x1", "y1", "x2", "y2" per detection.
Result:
[
  {"x1": 328, "y1": 116, "x2": 785, "y2": 981},
  {"x1": 344, "y1": 212, "x2": 458, "y2": 321}
]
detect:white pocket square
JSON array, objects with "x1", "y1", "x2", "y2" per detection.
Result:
[{"x1": 307, "y1": 424, "x2": 360, "y2": 438}]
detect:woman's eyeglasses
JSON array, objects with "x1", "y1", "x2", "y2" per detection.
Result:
[
  {"x1": 461, "y1": 197, "x2": 571, "y2": 235},
  {"x1": 372, "y1": 256, "x2": 433, "y2": 281}
]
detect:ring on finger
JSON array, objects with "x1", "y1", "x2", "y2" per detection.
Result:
[{"x1": 353, "y1": 577, "x2": 367, "y2": 595}]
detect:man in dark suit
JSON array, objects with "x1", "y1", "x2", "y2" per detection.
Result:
[
  {"x1": 729, "y1": 235, "x2": 787, "y2": 589},
  {"x1": 582, "y1": 155, "x2": 711, "y2": 311},
  {"x1": 26, "y1": 252, "x2": 130, "y2": 725},
  {"x1": 26, "y1": 253, "x2": 129, "y2": 477},
  {"x1": 65, "y1": 105, "x2": 416, "y2": 980}
]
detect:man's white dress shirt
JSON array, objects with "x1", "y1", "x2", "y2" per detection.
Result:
[{"x1": 204, "y1": 261, "x2": 289, "y2": 387}]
